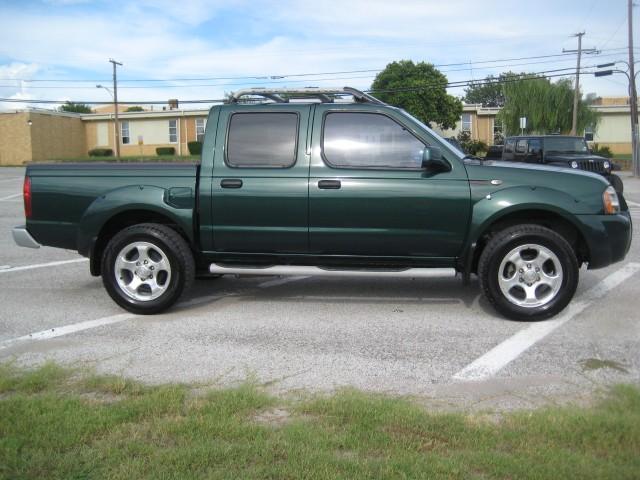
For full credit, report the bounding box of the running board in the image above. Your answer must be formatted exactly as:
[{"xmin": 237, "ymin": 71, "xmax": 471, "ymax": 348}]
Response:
[{"xmin": 209, "ymin": 264, "xmax": 457, "ymax": 279}]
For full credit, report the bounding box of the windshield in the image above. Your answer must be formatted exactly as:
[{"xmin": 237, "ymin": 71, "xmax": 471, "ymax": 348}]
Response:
[
  {"xmin": 397, "ymin": 109, "xmax": 465, "ymax": 159},
  {"xmin": 544, "ymin": 137, "xmax": 589, "ymax": 153}
]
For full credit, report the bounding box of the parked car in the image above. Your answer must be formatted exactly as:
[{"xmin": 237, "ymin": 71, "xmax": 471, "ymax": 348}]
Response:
[
  {"xmin": 484, "ymin": 145, "xmax": 504, "ymax": 160},
  {"xmin": 12, "ymin": 88, "xmax": 632, "ymax": 321},
  {"xmin": 501, "ymin": 135, "xmax": 624, "ymax": 193}
]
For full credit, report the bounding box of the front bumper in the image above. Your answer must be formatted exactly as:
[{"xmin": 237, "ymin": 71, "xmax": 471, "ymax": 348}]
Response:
[
  {"xmin": 580, "ymin": 211, "xmax": 632, "ymax": 269},
  {"xmin": 12, "ymin": 225, "xmax": 40, "ymax": 249}
]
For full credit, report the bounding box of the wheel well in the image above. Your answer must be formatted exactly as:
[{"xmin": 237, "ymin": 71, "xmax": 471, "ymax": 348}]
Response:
[
  {"xmin": 470, "ymin": 210, "xmax": 590, "ymax": 274},
  {"xmin": 90, "ymin": 210, "xmax": 193, "ymax": 276}
]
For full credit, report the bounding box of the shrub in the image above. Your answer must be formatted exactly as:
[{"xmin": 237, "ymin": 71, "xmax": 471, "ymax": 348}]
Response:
[
  {"xmin": 456, "ymin": 131, "xmax": 488, "ymax": 155},
  {"xmin": 592, "ymin": 143, "xmax": 613, "ymax": 158},
  {"xmin": 156, "ymin": 147, "xmax": 175, "ymax": 156},
  {"xmin": 125, "ymin": 106, "xmax": 144, "ymax": 112},
  {"xmin": 188, "ymin": 141, "xmax": 202, "ymax": 155},
  {"xmin": 88, "ymin": 148, "xmax": 113, "ymax": 157}
]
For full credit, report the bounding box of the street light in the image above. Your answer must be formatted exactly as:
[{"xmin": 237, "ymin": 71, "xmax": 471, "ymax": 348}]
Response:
[
  {"xmin": 594, "ymin": 60, "xmax": 640, "ymax": 176},
  {"xmin": 96, "ymin": 84, "xmax": 118, "ymax": 153}
]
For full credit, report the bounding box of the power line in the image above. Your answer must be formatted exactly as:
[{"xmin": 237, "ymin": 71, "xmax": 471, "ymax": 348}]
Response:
[
  {"xmin": 0, "ymin": 69, "xmax": 592, "ymax": 105},
  {"xmin": 4, "ymin": 48, "xmax": 631, "ymax": 85}
]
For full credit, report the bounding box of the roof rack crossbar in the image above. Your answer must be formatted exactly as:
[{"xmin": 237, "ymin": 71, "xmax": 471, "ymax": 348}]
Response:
[{"xmin": 229, "ymin": 87, "xmax": 385, "ymax": 105}]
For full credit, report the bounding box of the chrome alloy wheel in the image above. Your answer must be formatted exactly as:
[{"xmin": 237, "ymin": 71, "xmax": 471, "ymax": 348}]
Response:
[
  {"xmin": 497, "ymin": 243, "xmax": 563, "ymax": 308},
  {"xmin": 114, "ymin": 241, "xmax": 172, "ymax": 301}
]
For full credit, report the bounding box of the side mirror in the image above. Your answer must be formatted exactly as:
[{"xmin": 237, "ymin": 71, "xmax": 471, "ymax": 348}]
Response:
[{"xmin": 421, "ymin": 146, "xmax": 451, "ymax": 172}]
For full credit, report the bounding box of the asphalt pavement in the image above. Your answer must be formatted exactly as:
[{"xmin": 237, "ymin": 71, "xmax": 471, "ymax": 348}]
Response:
[{"xmin": 1, "ymin": 166, "xmax": 639, "ymax": 411}]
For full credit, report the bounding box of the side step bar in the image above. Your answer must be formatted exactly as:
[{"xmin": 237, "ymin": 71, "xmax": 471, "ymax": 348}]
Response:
[{"xmin": 209, "ymin": 264, "xmax": 457, "ymax": 279}]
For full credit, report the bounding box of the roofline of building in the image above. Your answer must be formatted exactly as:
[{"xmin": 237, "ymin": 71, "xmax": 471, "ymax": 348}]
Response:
[
  {"xmin": 0, "ymin": 107, "xmax": 83, "ymax": 119},
  {"xmin": 82, "ymin": 108, "xmax": 211, "ymax": 121}
]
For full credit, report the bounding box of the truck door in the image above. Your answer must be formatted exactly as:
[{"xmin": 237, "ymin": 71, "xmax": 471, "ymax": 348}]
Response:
[
  {"xmin": 308, "ymin": 105, "xmax": 470, "ymax": 259},
  {"xmin": 209, "ymin": 105, "xmax": 310, "ymax": 253}
]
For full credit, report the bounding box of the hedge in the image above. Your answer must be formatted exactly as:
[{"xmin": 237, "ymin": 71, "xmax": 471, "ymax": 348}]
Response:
[
  {"xmin": 156, "ymin": 147, "xmax": 176, "ymax": 156},
  {"xmin": 187, "ymin": 141, "xmax": 202, "ymax": 155},
  {"xmin": 88, "ymin": 148, "xmax": 113, "ymax": 157}
]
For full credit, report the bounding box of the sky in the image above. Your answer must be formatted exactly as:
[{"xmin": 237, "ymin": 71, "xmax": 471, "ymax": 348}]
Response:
[{"xmin": 0, "ymin": 0, "xmax": 637, "ymax": 110}]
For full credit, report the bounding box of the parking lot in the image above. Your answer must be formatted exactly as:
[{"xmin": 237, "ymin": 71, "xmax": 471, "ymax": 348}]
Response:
[{"xmin": 1, "ymin": 166, "xmax": 639, "ymax": 411}]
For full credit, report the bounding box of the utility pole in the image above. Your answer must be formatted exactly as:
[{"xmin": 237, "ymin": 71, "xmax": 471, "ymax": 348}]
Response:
[
  {"xmin": 628, "ymin": 0, "xmax": 639, "ymax": 177},
  {"xmin": 109, "ymin": 58, "xmax": 123, "ymax": 160},
  {"xmin": 563, "ymin": 33, "xmax": 597, "ymax": 135}
]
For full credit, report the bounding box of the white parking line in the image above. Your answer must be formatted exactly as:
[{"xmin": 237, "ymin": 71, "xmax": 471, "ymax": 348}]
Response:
[
  {"xmin": 0, "ymin": 313, "xmax": 135, "ymax": 350},
  {"xmin": 0, "ymin": 275, "xmax": 311, "ymax": 350},
  {"xmin": 627, "ymin": 200, "xmax": 640, "ymax": 208},
  {"xmin": 0, "ymin": 193, "xmax": 21, "ymax": 201},
  {"xmin": 0, "ymin": 258, "xmax": 88, "ymax": 274},
  {"xmin": 453, "ymin": 262, "xmax": 640, "ymax": 381}
]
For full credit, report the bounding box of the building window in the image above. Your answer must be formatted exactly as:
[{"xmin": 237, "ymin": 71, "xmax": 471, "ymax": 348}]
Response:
[
  {"xmin": 169, "ymin": 119, "xmax": 178, "ymax": 143},
  {"xmin": 322, "ymin": 112, "xmax": 425, "ymax": 169},
  {"xmin": 461, "ymin": 113, "xmax": 472, "ymax": 133},
  {"xmin": 120, "ymin": 121, "xmax": 130, "ymax": 145},
  {"xmin": 584, "ymin": 125, "xmax": 594, "ymax": 142},
  {"xmin": 493, "ymin": 119, "xmax": 504, "ymax": 145},
  {"xmin": 195, "ymin": 118, "xmax": 206, "ymax": 142},
  {"xmin": 227, "ymin": 112, "xmax": 298, "ymax": 168}
]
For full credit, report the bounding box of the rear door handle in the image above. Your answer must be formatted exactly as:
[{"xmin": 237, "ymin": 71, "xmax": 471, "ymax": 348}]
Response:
[
  {"xmin": 220, "ymin": 179, "xmax": 243, "ymax": 189},
  {"xmin": 318, "ymin": 180, "xmax": 341, "ymax": 189}
]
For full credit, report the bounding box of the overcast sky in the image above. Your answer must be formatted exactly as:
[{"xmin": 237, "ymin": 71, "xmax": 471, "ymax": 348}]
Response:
[{"xmin": 0, "ymin": 0, "xmax": 637, "ymax": 110}]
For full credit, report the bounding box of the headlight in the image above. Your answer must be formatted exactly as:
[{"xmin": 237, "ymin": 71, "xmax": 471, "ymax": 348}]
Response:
[
  {"xmin": 571, "ymin": 161, "xmax": 579, "ymax": 169},
  {"xmin": 603, "ymin": 186, "xmax": 620, "ymax": 214},
  {"xmin": 604, "ymin": 161, "xmax": 611, "ymax": 170}
]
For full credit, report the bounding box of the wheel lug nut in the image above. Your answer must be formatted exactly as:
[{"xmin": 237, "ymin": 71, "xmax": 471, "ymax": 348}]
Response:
[
  {"xmin": 136, "ymin": 262, "xmax": 140, "ymax": 266},
  {"xmin": 144, "ymin": 260, "xmax": 148, "ymax": 265},
  {"xmin": 519, "ymin": 268, "xmax": 524, "ymax": 273},
  {"xmin": 527, "ymin": 263, "xmax": 531, "ymax": 269},
  {"xmin": 535, "ymin": 267, "xmax": 540, "ymax": 272},
  {"xmin": 150, "ymin": 266, "xmax": 154, "ymax": 270},
  {"xmin": 519, "ymin": 277, "xmax": 524, "ymax": 282}
]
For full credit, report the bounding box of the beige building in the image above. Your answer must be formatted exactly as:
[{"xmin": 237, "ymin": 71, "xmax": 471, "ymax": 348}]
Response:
[{"xmin": 1, "ymin": 98, "xmax": 639, "ymax": 165}]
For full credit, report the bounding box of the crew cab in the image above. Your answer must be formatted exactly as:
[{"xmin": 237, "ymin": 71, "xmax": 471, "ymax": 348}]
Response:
[
  {"xmin": 12, "ymin": 88, "xmax": 633, "ymax": 321},
  {"xmin": 501, "ymin": 135, "xmax": 624, "ymax": 193}
]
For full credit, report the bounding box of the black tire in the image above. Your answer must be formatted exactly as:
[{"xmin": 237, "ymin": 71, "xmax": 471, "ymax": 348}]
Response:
[
  {"xmin": 609, "ymin": 173, "xmax": 624, "ymax": 195},
  {"xmin": 478, "ymin": 224, "xmax": 579, "ymax": 321},
  {"xmin": 101, "ymin": 223, "xmax": 195, "ymax": 314}
]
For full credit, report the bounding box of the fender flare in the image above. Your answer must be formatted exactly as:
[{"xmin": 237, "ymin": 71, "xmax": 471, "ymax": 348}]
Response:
[{"xmin": 76, "ymin": 184, "xmax": 194, "ymax": 258}]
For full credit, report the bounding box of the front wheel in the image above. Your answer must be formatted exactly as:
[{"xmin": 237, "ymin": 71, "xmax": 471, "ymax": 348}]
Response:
[
  {"xmin": 478, "ymin": 224, "xmax": 579, "ymax": 321},
  {"xmin": 101, "ymin": 223, "xmax": 195, "ymax": 314}
]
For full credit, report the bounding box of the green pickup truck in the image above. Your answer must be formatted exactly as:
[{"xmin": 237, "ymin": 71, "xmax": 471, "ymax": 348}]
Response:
[{"xmin": 12, "ymin": 87, "xmax": 632, "ymax": 321}]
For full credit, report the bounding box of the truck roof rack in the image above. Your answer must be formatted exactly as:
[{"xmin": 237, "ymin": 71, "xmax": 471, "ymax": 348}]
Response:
[{"xmin": 229, "ymin": 87, "xmax": 385, "ymax": 105}]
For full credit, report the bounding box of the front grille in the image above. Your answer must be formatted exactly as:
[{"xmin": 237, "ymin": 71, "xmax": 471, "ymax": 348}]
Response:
[{"xmin": 577, "ymin": 160, "xmax": 605, "ymax": 173}]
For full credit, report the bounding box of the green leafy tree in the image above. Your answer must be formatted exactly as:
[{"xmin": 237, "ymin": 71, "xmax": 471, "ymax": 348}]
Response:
[
  {"xmin": 58, "ymin": 102, "xmax": 93, "ymax": 113},
  {"xmin": 371, "ymin": 60, "xmax": 463, "ymax": 129},
  {"xmin": 125, "ymin": 106, "xmax": 145, "ymax": 112},
  {"xmin": 498, "ymin": 75, "xmax": 599, "ymax": 135},
  {"xmin": 463, "ymin": 72, "xmax": 520, "ymax": 107}
]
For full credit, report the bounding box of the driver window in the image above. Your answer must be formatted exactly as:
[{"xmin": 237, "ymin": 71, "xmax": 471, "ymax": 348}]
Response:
[{"xmin": 323, "ymin": 112, "xmax": 425, "ymax": 169}]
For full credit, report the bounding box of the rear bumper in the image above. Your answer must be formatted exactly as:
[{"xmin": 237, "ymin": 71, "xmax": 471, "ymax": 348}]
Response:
[
  {"xmin": 12, "ymin": 225, "xmax": 40, "ymax": 249},
  {"xmin": 580, "ymin": 212, "xmax": 632, "ymax": 269}
]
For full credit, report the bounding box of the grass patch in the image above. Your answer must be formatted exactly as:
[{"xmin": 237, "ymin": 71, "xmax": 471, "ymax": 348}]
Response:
[{"xmin": 1, "ymin": 364, "xmax": 639, "ymax": 479}]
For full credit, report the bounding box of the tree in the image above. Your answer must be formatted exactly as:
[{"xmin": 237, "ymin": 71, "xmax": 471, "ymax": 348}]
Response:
[
  {"xmin": 498, "ymin": 75, "xmax": 599, "ymax": 135},
  {"xmin": 371, "ymin": 60, "xmax": 463, "ymax": 129},
  {"xmin": 463, "ymin": 72, "xmax": 520, "ymax": 107},
  {"xmin": 58, "ymin": 102, "xmax": 93, "ymax": 113},
  {"xmin": 125, "ymin": 106, "xmax": 144, "ymax": 112}
]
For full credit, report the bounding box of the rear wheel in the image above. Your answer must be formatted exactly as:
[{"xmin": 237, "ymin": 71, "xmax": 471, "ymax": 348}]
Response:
[
  {"xmin": 101, "ymin": 223, "xmax": 195, "ymax": 314},
  {"xmin": 478, "ymin": 224, "xmax": 579, "ymax": 321}
]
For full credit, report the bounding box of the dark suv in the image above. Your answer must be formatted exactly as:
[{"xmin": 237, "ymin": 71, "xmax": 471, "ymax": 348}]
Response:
[{"xmin": 501, "ymin": 135, "xmax": 623, "ymax": 193}]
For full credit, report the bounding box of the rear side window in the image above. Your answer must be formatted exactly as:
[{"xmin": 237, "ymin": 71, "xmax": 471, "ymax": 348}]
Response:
[
  {"xmin": 515, "ymin": 139, "xmax": 527, "ymax": 153},
  {"xmin": 227, "ymin": 113, "xmax": 298, "ymax": 168},
  {"xmin": 322, "ymin": 112, "xmax": 425, "ymax": 169},
  {"xmin": 504, "ymin": 139, "xmax": 515, "ymax": 153}
]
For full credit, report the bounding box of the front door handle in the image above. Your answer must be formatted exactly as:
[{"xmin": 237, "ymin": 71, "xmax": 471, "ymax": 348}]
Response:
[
  {"xmin": 318, "ymin": 180, "xmax": 341, "ymax": 189},
  {"xmin": 220, "ymin": 179, "xmax": 243, "ymax": 189}
]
